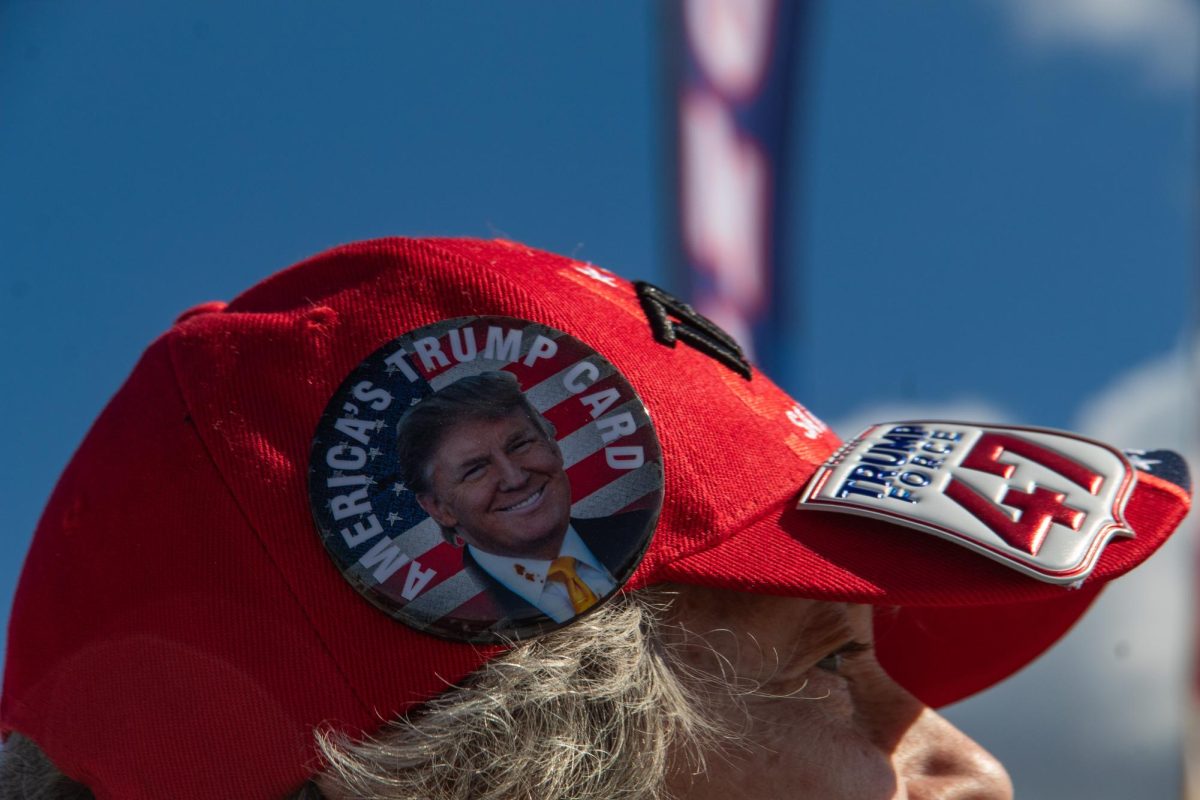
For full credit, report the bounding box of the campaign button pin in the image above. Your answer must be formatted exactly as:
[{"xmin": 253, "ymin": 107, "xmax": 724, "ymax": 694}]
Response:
[{"xmin": 308, "ymin": 316, "xmax": 664, "ymax": 642}]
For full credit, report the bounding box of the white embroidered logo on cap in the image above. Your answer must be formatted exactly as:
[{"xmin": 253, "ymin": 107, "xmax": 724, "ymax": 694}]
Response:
[{"xmin": 797, "ymin": 422, "xmax": 1136, "ymax": 585}]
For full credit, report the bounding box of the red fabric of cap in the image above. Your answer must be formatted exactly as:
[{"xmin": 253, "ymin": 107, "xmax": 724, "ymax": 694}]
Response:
[{"xmin": 2, "ymin": 238, "xmax": 1190, "ymax": 798}]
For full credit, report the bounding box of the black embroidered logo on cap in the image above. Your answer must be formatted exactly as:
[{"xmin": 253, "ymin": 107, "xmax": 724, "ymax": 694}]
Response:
[
  {"xmin": 309, "ymin": 316, "xmax": 664, "ymax": 644},
  {"xmin": 634, "ymin": 282, "xmax": 751, "ymax": 379}
]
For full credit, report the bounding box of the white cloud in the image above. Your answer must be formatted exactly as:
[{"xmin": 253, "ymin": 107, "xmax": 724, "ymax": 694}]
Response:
[
  {"xmin": 1075, "ymin": 342, "xmax": 1197, "ymax": 449},
  {"xmin": 996, "ymin": 0, "xmax": 1199, "ymax": 89},
  {"xmin": 1066, "ymin": 339, "xmax": 1198, "ymax": 747}
]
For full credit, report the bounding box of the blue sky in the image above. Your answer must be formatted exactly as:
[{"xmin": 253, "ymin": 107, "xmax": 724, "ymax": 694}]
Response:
[{"xmin": 1, "ymin": 2, "xmax": 1195, "ymax": 796}]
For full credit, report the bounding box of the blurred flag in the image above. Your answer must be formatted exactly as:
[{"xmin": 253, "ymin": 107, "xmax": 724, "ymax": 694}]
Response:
[{"xmin": 665, "ymin": 0, "xmax": 806, "ymax": 373}]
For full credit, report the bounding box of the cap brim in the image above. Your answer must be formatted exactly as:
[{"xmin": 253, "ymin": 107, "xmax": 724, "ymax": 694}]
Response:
[{"xmin": 656, "ymin": 469, "xmax": 1189, "ymax": 706}]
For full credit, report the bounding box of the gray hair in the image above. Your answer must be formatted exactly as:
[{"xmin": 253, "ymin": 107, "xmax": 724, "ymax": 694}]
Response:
[
  {"xmin": 0, "ymin": 733, "xmax": 93, "ymax": 800},
  {"xmin": 313, "ymin": 590, "xmax": 721, "ymax": 799},
  {"xmin": 0, "ymin": 591, "xmax": 726, "ymax": 800}
]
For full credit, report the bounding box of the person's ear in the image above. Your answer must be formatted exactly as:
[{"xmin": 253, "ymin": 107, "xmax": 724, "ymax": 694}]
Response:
[{"xmin": 417, "ymin": 492, "xmax": 457, "ymax": 531}]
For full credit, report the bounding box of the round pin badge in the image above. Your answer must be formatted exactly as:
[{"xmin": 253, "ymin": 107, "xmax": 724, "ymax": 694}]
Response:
[{"xmin": 308, "ymin": 316, "xmax": 664, "ymax": 643}]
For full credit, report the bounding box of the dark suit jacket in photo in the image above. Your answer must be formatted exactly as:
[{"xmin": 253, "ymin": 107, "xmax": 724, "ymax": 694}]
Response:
[{"xmin": 461, "ymin": 508, "xmax": 655, "ymax": 634}]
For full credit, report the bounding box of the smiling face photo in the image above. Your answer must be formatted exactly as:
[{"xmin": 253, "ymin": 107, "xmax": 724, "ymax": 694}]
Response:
[
  {"xmin": 395, "ymin": 368, "xmax": 656, "ymax": 629},
  {"xmin": 310, "ymin": 317, "xmax": 664, "ymax": 642},
  {"xmin": 413, "ymin": 397, "xmax": 574, "ymax": 561}
]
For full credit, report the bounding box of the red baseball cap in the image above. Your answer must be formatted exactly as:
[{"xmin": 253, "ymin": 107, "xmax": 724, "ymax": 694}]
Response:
[{"xmin": 3, "ymin": 238, "xmax": 1190, "ymax": 799}]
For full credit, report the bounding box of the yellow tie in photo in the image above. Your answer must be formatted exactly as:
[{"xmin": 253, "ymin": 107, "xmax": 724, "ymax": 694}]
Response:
[{"xmin": 547, "ymin": 556, "xmax": 600, "ymax": 615}]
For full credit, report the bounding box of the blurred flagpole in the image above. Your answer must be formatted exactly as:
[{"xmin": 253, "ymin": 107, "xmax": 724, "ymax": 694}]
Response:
[{"xmin": 663, "ymin": 0, "xmax": 808, "ymax": 380}]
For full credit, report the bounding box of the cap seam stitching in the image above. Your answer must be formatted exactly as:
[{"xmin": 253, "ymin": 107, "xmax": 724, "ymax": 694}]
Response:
[{"xmin": 162, "ymin": 329, "xmax": 374, "ymax": 720}]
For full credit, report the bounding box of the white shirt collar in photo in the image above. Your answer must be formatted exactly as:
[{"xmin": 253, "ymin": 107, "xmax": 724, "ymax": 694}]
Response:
[{"xmin": 468, "ymin": 524, "xmax": 617, "ymax": 623}]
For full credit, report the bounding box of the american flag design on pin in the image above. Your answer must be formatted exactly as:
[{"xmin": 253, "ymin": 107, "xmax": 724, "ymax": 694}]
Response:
[{"xmin": 308, "ymin": 316, "xmax": 664, "ymax": 642}]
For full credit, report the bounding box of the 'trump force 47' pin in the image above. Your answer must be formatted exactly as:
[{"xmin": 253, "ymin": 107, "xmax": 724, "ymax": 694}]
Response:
[
  {"xmin": 797, "ymin": 422, "xmax": 1136, "ymax": 584},
  {"xmin": 309, "ymin": 317, "xmax": 664, "ymax": 643}
]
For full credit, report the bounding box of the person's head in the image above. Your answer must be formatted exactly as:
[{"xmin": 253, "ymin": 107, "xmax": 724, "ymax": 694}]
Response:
[
  {"xmin": 2, "ymin": 587, "xmax": 1012, "ymax": 800},
  {"xmin": 310, "ymin": 586, "xmax": 1012, "ymax": 799},
  {"xmin": 1, "ymin": 239, "xmax": 1189, "ymax": 799},
  {"xmin": 397, "ymin": 371, "xmax": 572, "ymax": 559}
]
